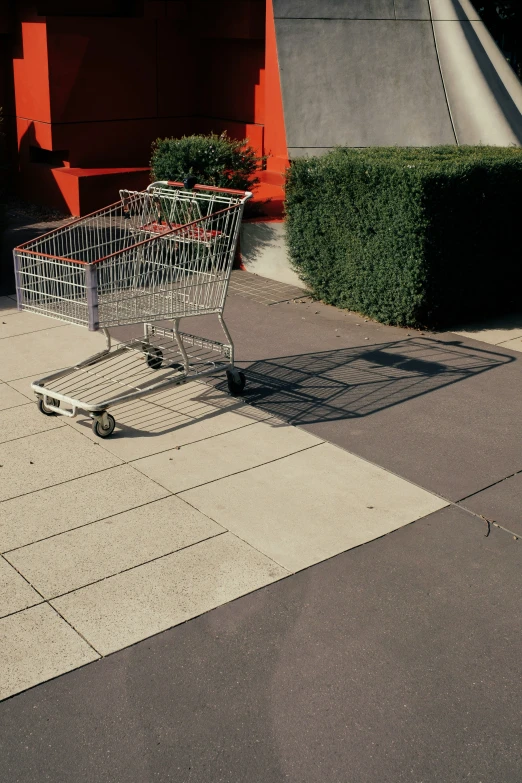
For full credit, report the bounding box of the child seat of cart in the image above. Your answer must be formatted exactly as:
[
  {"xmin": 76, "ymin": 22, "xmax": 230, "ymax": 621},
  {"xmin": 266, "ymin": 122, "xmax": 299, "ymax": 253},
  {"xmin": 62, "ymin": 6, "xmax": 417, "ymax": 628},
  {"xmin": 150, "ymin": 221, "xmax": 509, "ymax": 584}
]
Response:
[{"xmin": 121, "ymin": 187, "xmax": 223, "ymax": 246}]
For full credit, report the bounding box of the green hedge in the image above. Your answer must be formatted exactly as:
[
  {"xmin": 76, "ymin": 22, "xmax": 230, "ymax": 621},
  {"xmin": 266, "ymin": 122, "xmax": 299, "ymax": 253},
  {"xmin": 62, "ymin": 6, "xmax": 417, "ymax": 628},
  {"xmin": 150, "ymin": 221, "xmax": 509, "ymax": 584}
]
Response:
[
  {"xmin": 150, "ymin": 132, "xmax": 261, "ymax": 192},
  {"xmin": 285, "ymin": 146, "xmax": 522, "ymax": 327}
]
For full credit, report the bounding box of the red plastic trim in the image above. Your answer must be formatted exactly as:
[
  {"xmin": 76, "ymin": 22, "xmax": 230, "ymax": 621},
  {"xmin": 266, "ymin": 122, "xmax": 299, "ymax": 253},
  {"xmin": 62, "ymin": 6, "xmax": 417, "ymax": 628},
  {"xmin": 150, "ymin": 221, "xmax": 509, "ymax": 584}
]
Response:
[{"xmin": 166, "ymin": 181, "xmax": 249, "ymax": 196}]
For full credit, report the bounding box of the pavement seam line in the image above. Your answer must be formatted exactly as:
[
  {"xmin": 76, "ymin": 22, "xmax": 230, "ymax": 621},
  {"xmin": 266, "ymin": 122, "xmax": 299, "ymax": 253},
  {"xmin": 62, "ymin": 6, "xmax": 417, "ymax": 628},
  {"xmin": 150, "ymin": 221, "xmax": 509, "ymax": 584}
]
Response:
[
  {"xmin": 456, "ymin": 468, "xmax": 522, "ymax": 502},
  {"xmin": 0, "ymin": 553, "xmax": 48, "ymax": 619},
  {"xmin": 0, "ymin": 324, "xmax": 69, "ymax": 341},
  {"xmin": 133, "ymin": 441, "xmax": 324, "ymax": 495},
  {"xmin": 56, "ymin": 567, "xmax": 295, "ymax": 666},
  {"xmin": 36, "ymin": 530, "xmax": 228, "ymax": 603},
  {"xmin": 0, "ymin": 599, "xmax": 46, "ymax": 622},
  {"xmin": 0, "ymin": 411, "xmax": 259, "ymax": 506},
  {"xmin": 174, "ymin": 481, "xmax": 312, "ymax": 572},
  {"xmin": 1, "ymin": 484, "xmax": 173, "ymax": 554},
  {"xmin": 0, "ymin": 453, "xmax": 125, "ymax": 505},
  {"xmin": 46, "ymin": 602, "xmax": 103, "ymax": 658},
  {"xmin": 0, "ymin": 419, "xmax": 67, "ymax": 447}
]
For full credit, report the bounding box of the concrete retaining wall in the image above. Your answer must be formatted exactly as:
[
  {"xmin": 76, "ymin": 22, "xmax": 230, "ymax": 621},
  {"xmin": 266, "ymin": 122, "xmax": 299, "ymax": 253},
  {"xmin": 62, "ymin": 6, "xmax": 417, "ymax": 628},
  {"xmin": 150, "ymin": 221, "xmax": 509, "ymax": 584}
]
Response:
[
  {"xmin": 273, "ymin": 0, "xmax": 522, "ymax": 153},
  {"xmin": 239, "ymin": 220, "xmax": 303, "ymax": 288}
]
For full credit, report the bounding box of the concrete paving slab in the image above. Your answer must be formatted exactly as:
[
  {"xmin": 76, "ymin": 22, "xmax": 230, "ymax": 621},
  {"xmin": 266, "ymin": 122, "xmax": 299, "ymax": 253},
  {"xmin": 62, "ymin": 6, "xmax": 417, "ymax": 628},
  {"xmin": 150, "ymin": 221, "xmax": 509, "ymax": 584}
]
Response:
[
  {"xmin": 180, "ymin": 443, "xmax": 447, "ymax": 572},
  {"xmin": 134, "ymin": 419, "xmax": 321, "ymax": 494},
  {"xmin": 0, "ymin": 557, "xmax": 42, "ymax": 618},
  {"xmin": 0, "ymin": 463, "xmax": 168, "ymax": 552},
  {"xmin": 0, "ymin": 311, "xmax": 66, "ymax": 340},
  {"xmin": 0, "ymin": 297, "xmax": 18, "ymax": 314},
  {"xmin": 51, "ymin": 533, "xmax": 288, "ymax": 656},
  {"xmin": 2, "ymin": 507, "xmax": 519, "ymax": 782},
  {"xmin": 67, "ymin": 400, "xmax": 258, "ymax": 462},
  {"xmin": 460, "ymin": 472, "xmax": 522, "ymax": 537},
  {"xmin": 0, "ymin": 325, "xmax": 108, "ymax": 382},
  {"xmin": 451, "ymin": 314, "xmax": 522, "ymax": 345},
  {"xmin": 0, "ymin": 383, "xmax": 31, "ymax": 411},
  {"xmin": 7, "ymin": 496, "xmax": 223, "ymax": 599},
  {"xmin": 0, "ymin": 604, "xmax": 99, "ymax": 701},
  {"xmin": 146, "ymin": 379, "xmax": 271, "ymax": 422},
  {"xmin": 0, "ymin": 402, "xmax": 65, "ymax": 445},
  {"xmin": 498, "ymin": 336, "xmax": 522, "ymax": 353},
  {"xmin": 2, "ymin": 376, "xmax": 35, "ymax": 401},
  {"xmin": 0, "ymin": 427, "xmax": 121, "ymax": 503}
]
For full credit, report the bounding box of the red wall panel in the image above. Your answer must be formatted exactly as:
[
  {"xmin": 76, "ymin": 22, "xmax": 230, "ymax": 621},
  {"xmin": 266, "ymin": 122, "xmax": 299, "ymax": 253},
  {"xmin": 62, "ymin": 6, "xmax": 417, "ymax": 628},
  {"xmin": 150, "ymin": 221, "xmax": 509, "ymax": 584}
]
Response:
[
  {"xmin": 51, "ymin": 116, "xmax": 192, "ymax": 167},
  {"xmin": 264, "ymin": 0, "xmax": 288, "ymax": 172},
  {"xmin": 10, "ymin": 0, "xmax": 289, "ymax": 215},
  {"xmin": 195, "ymin": 39, "xmax": 265, "ymax": 125},
  {"xmin": 12, "ymin": 21, "xmax": 51, "ymax": 122},
  {"xmin": 47, "ymin": 17, "xmax": 157, "ymax": 123},
  {"xmin": 156, "ymin": 21, "xmax": 197, "ymax": 118}
]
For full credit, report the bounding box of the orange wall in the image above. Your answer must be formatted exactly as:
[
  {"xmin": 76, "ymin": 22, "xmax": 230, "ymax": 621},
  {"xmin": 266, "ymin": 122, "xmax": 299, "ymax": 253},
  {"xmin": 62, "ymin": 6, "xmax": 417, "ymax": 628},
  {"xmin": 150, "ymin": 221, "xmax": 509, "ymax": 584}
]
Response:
[
  {"xmin": 12, "ymin": 20, "xmax": 51, "ymax": 123},
  {"xmin": 7, "ymin": 0, "xmax": 288, "ymax": 213},
  {"xmin": 264, "ymin": 0, "xmax": 288, "ymax": 172}
]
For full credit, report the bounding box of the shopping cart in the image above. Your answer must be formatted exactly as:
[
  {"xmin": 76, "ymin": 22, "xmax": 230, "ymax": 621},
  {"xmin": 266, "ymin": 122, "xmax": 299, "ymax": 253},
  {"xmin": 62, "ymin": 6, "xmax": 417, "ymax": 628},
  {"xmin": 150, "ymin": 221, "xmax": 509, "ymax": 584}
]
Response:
[{"xmin": 13, "ymin": 180, "xmax": 252, "ymax": 437}]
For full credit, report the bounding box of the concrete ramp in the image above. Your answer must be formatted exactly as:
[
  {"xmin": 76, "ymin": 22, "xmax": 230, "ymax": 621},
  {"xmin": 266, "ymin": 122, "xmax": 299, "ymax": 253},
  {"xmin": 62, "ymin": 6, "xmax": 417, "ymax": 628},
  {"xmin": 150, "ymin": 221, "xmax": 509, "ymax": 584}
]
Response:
[{"xmin": 273, "ymin": 0, "xmax": 522, "ymax": 153}]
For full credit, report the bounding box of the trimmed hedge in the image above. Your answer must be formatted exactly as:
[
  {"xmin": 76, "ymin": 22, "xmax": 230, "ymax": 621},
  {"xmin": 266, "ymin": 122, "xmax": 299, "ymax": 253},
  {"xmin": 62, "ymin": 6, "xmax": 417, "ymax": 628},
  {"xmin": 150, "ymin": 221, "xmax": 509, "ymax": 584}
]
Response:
[
  {"xmin": 150, "ymin": 132, "xmax": 261, "ymax": 192},
  {"xmin": 285, "ymin": 146, "xmax": 522, "ymax": 327}
]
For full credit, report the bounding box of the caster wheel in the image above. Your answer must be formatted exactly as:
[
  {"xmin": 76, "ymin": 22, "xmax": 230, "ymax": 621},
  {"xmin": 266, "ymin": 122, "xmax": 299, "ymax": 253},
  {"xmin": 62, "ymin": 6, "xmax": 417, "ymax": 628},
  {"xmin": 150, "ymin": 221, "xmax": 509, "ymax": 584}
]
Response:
[
  {"xmin": 226, "ymin": 370, "xmax": 246, "ymax": 396},
  {"xmin": 92, "ymin": 413, "xmax": 116, "ymax": 439},
  {"xmin": 146, "ymin": 347, "xmax": 163, "ymax": 370},
  {"xmin": 169, "ymin": 362, "xmax": 185, "ymax": 373},
  {"xmin": 37, "ymin": 397, "xmax": 60, "ymax": 416}
]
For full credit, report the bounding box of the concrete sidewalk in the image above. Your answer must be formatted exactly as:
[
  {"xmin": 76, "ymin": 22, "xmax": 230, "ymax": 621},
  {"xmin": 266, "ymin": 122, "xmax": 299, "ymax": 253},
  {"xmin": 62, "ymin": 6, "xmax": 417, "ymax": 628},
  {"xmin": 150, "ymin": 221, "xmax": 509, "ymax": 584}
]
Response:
[
  {"xmin": 0, "ymin": 290, "xmax": 446, "ymax": 695},
  {"xmin": 0, "ymin": 276, "xmax": 521, "ymax": 782}
]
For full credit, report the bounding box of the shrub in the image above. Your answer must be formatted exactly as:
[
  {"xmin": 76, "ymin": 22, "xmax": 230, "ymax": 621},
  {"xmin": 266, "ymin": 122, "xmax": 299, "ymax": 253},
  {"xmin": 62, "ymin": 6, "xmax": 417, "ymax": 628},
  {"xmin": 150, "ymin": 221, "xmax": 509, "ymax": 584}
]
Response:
[
  {"xmin": 285, "ymin": 146, "xmax": 522, "ymax": 327},
  {"xmin": 150, "ymin": 132, "xmax": 261, "ymax": 192}
]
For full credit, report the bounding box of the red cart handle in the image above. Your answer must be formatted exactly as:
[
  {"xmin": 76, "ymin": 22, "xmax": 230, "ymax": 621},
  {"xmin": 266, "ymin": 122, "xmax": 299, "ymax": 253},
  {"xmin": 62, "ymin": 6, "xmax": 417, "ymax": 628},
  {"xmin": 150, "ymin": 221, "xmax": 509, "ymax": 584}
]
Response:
[{"xmin": 149, "ymin": 180, "xmax": 252, "ymax": 198}]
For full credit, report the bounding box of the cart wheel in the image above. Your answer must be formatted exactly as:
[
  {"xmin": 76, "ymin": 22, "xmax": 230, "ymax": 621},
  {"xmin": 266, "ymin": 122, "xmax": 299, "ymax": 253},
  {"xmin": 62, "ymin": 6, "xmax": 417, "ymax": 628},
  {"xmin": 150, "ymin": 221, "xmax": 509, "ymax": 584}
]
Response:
[
  {"xmin": 170, "ymin": 362, "xmax": 185, "ymax": 373},
  {"xmin": 92, "ymin": 414, "xmax": 116, "ymax": 439},
  {"xmin": 226, "ymin": 370, "xmax": 246, "ymax": 396},
  {"xmin": 37, "ymin": 397, "xmax": 60, "ymax": 416},
  {"xmin": 146, "ymin": 347, "xmax": 163, "ymax": 370}
]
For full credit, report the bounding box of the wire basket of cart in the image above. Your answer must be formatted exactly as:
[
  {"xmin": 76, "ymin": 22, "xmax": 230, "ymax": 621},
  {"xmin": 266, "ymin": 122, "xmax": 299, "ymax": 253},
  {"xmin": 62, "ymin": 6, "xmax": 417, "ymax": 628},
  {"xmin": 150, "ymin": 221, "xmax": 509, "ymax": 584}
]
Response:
[{"xmin": 13, "ymin": 180, "xmax": 252, "ymax": 438}]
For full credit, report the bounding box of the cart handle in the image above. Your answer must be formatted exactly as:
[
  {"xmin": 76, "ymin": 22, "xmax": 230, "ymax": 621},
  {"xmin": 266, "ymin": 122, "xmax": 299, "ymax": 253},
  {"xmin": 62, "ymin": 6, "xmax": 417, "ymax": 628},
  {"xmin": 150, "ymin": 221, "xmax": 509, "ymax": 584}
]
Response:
[{"xmin": 148, "ymin": 180, "xmax": 253, "ymax": 200}]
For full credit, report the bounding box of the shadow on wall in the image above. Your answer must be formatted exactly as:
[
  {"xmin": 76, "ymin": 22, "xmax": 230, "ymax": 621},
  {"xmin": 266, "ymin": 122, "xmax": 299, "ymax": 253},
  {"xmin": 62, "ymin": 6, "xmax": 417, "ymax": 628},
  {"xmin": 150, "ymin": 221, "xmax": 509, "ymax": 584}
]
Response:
[
  {"xmin": 17, "ymin": 121, "xmax": 72, "ymax": 213},
  {"xmin": 0, "ymin": 122, "xmax": 70, "ymax": 294},
  {"xmin": 241, "ymin": 221, "xmax": 281, "ymax": 264},
  {"xmin": 451, "ymin": 0, "xmax": 522, "ymax": 142},
  {"xmin": 218, "ymin": 337, "xmax": 514, "ymax": 424}
]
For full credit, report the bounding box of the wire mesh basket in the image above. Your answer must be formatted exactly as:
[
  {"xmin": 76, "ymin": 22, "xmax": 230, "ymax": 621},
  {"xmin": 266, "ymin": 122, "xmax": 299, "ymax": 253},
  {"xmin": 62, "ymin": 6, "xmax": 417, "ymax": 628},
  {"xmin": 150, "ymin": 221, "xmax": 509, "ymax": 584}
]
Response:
[
  {"xmin": 14, "ymin": 182, "xmax": 250, "ymax": 330},
  {"xmin": 14, "ymin": 182, "xmax": 252, "ymax": 438}
]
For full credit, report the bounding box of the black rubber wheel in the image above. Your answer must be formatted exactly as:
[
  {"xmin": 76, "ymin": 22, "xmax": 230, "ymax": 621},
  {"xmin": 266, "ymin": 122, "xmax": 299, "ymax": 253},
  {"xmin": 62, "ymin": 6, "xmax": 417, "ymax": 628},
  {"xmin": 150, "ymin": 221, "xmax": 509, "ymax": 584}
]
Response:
[
  {"xmin": 37, "ymin": 397, "xmax": 60, "ymax": 416},
  {"xmin": 92, "ymin": 413, "xmax": 116, "ymax": 439},
  {"xmin": 146, "ymin": 347, "xmax": 163, "ymax": 370},
  {"xmin": 169, "ymin": 361, "xmax": 185, "ymax": 373},
  {"xmin": 226, "ymin": 370, "xmax": 246, "ymax": 396}
]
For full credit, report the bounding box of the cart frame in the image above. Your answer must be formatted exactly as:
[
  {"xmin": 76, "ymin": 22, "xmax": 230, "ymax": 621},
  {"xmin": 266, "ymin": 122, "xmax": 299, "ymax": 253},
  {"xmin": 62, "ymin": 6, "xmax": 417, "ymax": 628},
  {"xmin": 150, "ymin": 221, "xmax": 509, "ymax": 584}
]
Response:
[{"xmin": 14, "ymin": 181, "xmax": 251, "ymax": 437}]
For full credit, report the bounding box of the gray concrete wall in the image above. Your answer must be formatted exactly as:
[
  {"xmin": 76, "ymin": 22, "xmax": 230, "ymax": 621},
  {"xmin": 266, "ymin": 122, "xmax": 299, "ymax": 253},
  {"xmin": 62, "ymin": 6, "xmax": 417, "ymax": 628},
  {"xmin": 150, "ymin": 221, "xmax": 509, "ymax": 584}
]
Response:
[
  {"xmin": 240, "ymin": 221, "xmax": 303, "ymax": 289},
  {"xmin": 273, "ymin": 0, "xmax": 522, "ymax": 153}
]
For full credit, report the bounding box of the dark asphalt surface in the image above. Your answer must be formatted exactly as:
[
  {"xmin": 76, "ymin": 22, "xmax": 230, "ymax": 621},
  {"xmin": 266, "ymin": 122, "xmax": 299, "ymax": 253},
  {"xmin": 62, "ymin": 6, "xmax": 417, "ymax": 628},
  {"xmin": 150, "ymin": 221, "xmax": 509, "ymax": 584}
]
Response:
[
  {"xmin": 2, "ymin": 283, "xmax": 521, "ymax": 782},
  {"xmin": 1, "ymin": 506, "xmax": 520, "ymax": 783}
]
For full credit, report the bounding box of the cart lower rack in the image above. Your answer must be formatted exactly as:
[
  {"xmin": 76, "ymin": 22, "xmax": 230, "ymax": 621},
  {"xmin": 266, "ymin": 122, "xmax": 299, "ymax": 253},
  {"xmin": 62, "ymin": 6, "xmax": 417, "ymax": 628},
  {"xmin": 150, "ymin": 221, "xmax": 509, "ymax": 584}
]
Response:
[
  {"xmin": 32, "ymin": 322, "xmax": 246, "ymax": 438},
  {"xmin": 14, "ymin": 181, "xmax": 251, "ymax": 437}
]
